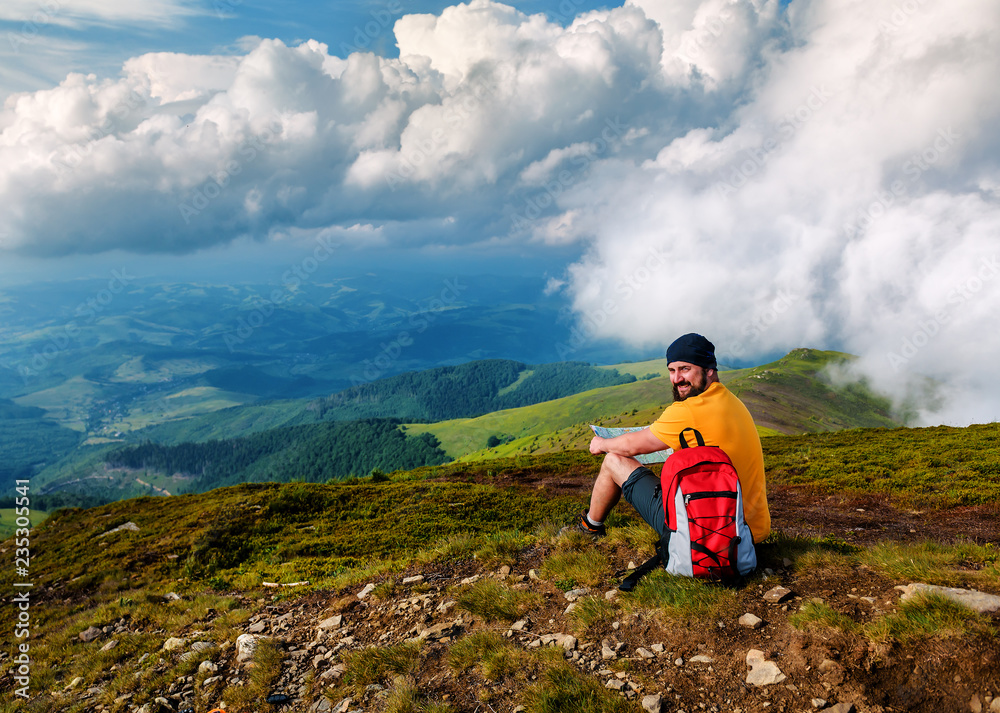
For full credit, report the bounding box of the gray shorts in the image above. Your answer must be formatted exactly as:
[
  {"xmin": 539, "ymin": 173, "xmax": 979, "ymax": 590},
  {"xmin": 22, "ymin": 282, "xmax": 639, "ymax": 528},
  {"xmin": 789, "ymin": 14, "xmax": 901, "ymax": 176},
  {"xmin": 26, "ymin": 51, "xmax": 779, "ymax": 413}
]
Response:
[{"xmin": 621, "ymin": 466, "xmax": 667, "ymax": 538}]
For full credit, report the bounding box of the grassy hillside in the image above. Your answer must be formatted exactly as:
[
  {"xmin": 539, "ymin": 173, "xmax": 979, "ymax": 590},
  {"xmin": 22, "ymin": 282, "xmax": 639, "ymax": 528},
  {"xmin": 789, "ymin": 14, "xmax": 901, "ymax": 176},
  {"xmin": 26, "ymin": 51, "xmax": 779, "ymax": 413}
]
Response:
[
  {"xmin": 2, "ymin": 424, "xmax": 998, "ymax": 713},
  {"xmin": 725, "ymin": 348, "xmax": 900, "ymax": 433},
  {"xmin": 123, "ymin": 398, "xmax": 319, "ymax": 445},
  {"xmin": 17, "ymin": 421, "xmax": 1000, "ymax": 591},
  {"xmin": 409, "ymin": 348, "xmax": 902, "ymax": 461}
]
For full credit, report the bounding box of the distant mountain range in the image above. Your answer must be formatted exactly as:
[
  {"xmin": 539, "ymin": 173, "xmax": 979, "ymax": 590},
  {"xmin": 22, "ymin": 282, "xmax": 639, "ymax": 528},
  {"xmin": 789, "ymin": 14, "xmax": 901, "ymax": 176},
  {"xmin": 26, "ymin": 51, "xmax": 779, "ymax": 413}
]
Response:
[{"xmin": 14, "ymin": 347, "xmax": 905, "ymax": 510}]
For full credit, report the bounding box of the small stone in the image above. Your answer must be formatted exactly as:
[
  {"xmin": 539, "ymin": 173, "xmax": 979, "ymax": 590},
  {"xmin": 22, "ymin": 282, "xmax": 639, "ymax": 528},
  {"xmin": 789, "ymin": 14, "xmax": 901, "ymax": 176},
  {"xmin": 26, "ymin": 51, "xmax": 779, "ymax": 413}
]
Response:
[
  {"xmin": 827, "ymin": 704, "xmax": 856, "ymax": 713},
  {"xmin": 689, "ymin": 655, "xmax": 714, "ymax": 664},
  {"xmin": 499, "ymin": 565, "xmax": 512, "ymax": 576},
  {"xmin": 413, "ymin": 619, "xmax": 463, "ymax": 642},
  {"xmin": 162, "ymin": 637, "xmax": 187, "ymax": 652},
  {"xmin": 739, "ymin": 613, "xmax": 763, "ymax": 629},
  {"xmin": 236, "ymin": 633, "xmax": 266, "ymax": 663},
  {"xmin": 642, "ymin": 694, "xmax": 663, "ymax": 713},
  {"xmin": 969, "ymin": 694, "xmax": 982, "ymax": 713},
  {"xmin": 745, "ymin": 649, "xmax": 786, "ymax": 686},
  {"xmin": 317, "ymin": 614, "xmax": 343, "ymax": 630},
  {"xmin": 402, "ymin": 575, "xmax": 424, "ymax": 584},
  {"xmin": 651, "ymin": 643, "xmax": 664, "ymax": 653},
  {"xmin": 605, "ymin": 589, "xmax": 619, "ymax": 601},
  {"xmin": 812, "ymin": 699, "xmax": 827, "ymax": 709},
  {"xmin": 763, "ymin": 586, "xmax": 793, "ymax": 603},
  {"xmin": 561, "ymin": 635, "xmax": 578, "ymax": 651},
  {"xmin": 528, "ymin": 569, "xmax": 540, "ymax": 580},
  {"xmin": 602, "ymin": 645, "xmax": 616, "ymax": 660},
  {"xmin": 511, "ymin": 618, "xmax": 531, "ymax": 631},
  {"xmin": 606, "ymin": 679, "xmax": 626, "ymax": 691},
  {"xmin": 100, "ymin": 639, "xmax": 118, "ymax": 652},
  {"xmin": 357, "ymin": 583, "xmax": 376, "ymax": 599},
  {"xmin": 198, "ymin": 661, "xmax": 218, "ymax": 674},
  {"xmin": 990, "ymin": 698, "xmax": 1000, "ymax": 713},
  {"xmin": 163, "ymin": 592, "xmax": 182, "ymax": 601},
  {"xmin": 79, "ymin": 626, "xmax": 103, "ymax": 643},
  {"xmin": 637, "ymin": 647, "xmax": 656, "ymax": 659},
  {"xmin": 100, "ymin": 521, "xmax": 139, "ymax": 537},
  {"xmin": 674, "ymin": 658, "xmax": 684, "ymax": 667},
  {"xmin": 564, "ymin": 588, "xmax": 590, "ymax": 602}
]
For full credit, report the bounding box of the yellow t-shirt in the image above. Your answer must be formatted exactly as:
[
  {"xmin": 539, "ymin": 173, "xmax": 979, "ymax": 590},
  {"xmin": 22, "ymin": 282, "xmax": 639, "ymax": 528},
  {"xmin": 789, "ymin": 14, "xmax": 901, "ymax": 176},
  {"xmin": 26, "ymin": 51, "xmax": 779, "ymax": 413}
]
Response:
[{"xmin": 649, "ymin": 381, "xmax": 770, "ymax": 543}]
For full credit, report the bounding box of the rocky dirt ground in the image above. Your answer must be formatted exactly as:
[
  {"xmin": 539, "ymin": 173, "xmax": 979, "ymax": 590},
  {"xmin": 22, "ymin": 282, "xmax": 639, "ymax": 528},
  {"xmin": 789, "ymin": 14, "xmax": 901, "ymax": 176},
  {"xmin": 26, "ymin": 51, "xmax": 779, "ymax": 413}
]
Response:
[{"xmin": 51, "ymin": 480, "xmax": 1000, "ymax": 713}]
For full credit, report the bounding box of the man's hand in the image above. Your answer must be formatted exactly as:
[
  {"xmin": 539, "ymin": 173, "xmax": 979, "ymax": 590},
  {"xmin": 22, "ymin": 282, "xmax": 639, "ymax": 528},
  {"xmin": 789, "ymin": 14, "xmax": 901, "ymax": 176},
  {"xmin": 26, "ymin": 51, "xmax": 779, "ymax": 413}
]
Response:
[{"xmin": 589, "ymin": 436, "xmax": 606, "ymax": 455}]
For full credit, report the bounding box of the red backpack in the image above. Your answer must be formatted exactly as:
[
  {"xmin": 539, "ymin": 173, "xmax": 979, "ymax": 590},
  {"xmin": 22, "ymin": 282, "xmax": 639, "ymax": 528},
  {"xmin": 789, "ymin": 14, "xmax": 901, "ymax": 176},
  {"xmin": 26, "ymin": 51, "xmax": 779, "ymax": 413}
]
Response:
[
  {"xmin": 661, "ymin": 427, "xmax": 756, "ymax": 579},
  {"xmin": 619, "ymin": 427, "xmax": 756, "ymax": 591}
]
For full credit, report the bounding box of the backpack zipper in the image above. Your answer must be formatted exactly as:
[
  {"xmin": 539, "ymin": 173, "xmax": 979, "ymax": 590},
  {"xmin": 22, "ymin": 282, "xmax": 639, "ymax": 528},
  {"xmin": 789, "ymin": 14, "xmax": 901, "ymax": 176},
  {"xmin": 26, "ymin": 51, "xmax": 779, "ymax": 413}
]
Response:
[{"xmin": 684, "ymin": 491, "xmax": 737, "ymax": 504}]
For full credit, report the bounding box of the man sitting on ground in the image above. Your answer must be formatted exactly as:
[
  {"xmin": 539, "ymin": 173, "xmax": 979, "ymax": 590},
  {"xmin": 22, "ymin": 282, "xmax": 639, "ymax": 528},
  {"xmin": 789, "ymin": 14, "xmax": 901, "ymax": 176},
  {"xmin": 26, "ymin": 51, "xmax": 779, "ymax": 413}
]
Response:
[{"xmin": 574, "ymin": 333, "xmax": 770, "ymax": 549}]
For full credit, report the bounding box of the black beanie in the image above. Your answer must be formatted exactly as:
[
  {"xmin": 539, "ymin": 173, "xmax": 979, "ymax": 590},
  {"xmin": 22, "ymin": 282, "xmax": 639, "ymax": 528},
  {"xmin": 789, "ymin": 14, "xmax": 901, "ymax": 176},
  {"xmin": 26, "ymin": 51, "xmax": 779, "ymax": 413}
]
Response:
[{"xmin": 665, "ymin": 333, "xmax": 717, "ymax": 369}]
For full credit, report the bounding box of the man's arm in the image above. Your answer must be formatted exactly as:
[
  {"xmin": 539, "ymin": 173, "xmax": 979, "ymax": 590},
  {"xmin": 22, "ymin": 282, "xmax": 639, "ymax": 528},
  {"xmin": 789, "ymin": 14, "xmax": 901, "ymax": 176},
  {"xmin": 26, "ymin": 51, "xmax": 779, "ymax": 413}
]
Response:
[{"xmin": 589, "ymin": 428, "xmax": 667, "ymax": 458}]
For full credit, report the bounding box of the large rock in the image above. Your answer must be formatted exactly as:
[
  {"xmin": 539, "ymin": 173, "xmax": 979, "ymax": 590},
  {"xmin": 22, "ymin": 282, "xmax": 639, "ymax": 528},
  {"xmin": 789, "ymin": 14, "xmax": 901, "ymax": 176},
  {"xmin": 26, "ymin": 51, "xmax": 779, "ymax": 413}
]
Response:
[
  {"xmin": 745, "ymin": 649, "xmax": 786, "ymax": 686},
  {"xmin": 763, "ymin": 586, "xmax": 793, "ymax": 603},
  {"xmin": 79, "ymin": 626, "xmax": 103, "ymax": 642},
  {"xmin": 642, "ymin": 694, "xmax": 663, "ymax": 713},
  {"xmin": 99, "ymin": 521, "xmax": 139, "ymax": 537},
  {"xmin": 411, "ymin": 619, "xmax": 463, "ymax": 642},
  {"xmin": 236, "ymin": 633, "xmax": 268, "ymax": 663},
  {"xmin": 317, "ymin": 614, "xmax": 344, "ymax": 631},
  {"xmin": 161, "ymin": 637, "xmax": 187, "ymax": 652},
  {"xmin": 827, "ymin": 704, "xmax": 856, "ymax": 713},
  {"xmin": 895, "ymin": 583, "xmax": 1000, "ymax": 613}
]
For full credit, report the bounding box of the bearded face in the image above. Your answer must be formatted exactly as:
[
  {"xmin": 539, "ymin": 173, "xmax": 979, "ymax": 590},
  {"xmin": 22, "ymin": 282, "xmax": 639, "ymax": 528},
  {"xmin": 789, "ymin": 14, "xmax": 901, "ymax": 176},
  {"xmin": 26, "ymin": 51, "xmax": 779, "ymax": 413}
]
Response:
[{"xmin": 670, "ymin": 364, "xmax": 711, "ymax": 402}]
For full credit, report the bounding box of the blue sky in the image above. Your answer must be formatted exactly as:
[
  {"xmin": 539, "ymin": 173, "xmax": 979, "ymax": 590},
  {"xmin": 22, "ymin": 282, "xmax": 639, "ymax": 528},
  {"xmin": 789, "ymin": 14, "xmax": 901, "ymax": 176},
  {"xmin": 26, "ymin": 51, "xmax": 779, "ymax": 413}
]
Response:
[
  {"xmin": 1, "ymin": 0, "xmax": 999, "ymax": 424},
  {"xmin": 0, "ymin": 1, "xmax": 614, "ymax": 104}
]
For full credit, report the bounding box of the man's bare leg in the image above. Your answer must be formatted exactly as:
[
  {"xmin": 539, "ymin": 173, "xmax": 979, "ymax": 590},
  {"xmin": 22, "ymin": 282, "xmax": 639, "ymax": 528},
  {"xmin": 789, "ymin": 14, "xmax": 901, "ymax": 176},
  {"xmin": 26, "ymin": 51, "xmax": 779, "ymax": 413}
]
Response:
[{"xmin": 587, "ymin": 453, "xmax": 643, "ymax": 523}]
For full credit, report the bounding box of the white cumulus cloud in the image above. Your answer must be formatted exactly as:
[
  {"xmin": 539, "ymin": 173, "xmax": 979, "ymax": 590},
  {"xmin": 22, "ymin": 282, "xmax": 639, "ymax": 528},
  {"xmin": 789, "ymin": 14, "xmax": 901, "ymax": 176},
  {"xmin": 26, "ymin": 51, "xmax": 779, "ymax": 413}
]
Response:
[{"xmin": 1, "ymin": 0, "xmax": 999, "ymax": 423}]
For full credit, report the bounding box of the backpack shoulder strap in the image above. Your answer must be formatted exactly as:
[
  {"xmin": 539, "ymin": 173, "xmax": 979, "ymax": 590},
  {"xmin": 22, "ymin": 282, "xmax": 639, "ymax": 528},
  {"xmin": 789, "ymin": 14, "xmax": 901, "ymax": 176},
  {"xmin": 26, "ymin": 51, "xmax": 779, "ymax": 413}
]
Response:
[
  {"xmin": 678, "ymin": 427, "xmax": 705, "ymax": 449},
  {"xmin": 618, "ymin": 535, "xmax": 669, "ymax": 592}
]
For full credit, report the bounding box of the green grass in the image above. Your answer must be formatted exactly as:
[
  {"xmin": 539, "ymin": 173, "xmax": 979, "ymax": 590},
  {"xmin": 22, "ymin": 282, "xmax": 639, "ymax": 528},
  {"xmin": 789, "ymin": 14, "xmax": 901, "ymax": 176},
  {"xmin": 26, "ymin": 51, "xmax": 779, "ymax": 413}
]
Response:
[
  {"xmin": 24, "ymin": 479, "xmax": 582, "ymax": 588},
  {"xmin": 541, "ymin": 545, "xmax": 614, "ymax": 590},
  {"xmin": 864, "ymin": 591, "xmax": 997, "ymax": 644},
  {"xmin": 789, "ymin": 600, "xmax": 859, "ymax": 634},
  {"xmin": 448, "ymin": 631, "xmax": 525, "ymax": 680},
  {"xmin": 5, "ymin": 424, "xmax": 1000, "ymax": 713},
  {"xmin": 859, "ymin": 540, "xmax": 1000, "ymax": 587},
  {"xmin": 339, "ymin": 642, "xmax": 424, "ymax": 696},
  {"xmin": 763, "ymin": 422, "xmax": 1000, "ymax": 507},
  {"xmin": 382, "ymin": 677, "xmax": 456, "ymax": 713},
  {"xmin": 568, "ymin": 595, "xmax": 621, "ymax": 636},
  {"xmin": 624, "ymin": 569, "xmax": 740, "ymax": 621},
  {"xmin": 455, "ymin": 579, "xmax": 542, "ymax": 623},
  {"xmin": 0, "ymin": 508, "xmax": 50, "ymax": 540},
  {"xmin": 521, "ymin": 659, "xmax": 637, "ymax": 713}
]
